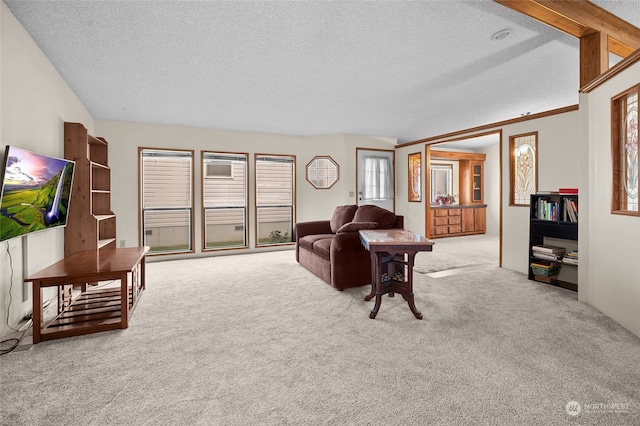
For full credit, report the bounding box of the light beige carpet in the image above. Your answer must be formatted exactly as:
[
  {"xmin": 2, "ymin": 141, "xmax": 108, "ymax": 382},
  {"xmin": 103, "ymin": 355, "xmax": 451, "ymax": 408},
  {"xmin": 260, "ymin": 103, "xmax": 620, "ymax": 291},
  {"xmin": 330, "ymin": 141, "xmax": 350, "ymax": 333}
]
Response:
[
  {"xmin": 413, "ymin": 234, "xmax": 499, "ymax": 273},
  {"xmin": 1, "ymin": 247, "xmax": 639, "ymax": 426}
]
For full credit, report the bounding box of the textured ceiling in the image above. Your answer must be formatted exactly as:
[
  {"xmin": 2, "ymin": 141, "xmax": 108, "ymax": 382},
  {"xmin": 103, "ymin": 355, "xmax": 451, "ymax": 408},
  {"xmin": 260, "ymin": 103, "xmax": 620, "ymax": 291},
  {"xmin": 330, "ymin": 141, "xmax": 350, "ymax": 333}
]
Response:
[{"xmin": 4, "ymin": 0, "xmax": 639, "ymax": 143}]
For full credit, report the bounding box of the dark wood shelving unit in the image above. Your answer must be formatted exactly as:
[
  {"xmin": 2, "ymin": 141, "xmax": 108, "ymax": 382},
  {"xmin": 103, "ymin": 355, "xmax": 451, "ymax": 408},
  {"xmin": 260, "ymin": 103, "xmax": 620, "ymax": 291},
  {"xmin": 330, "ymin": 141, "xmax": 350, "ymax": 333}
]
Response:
[{"xmin": 528, "ymin": 193, "xmax": 578, "ymax": 291}]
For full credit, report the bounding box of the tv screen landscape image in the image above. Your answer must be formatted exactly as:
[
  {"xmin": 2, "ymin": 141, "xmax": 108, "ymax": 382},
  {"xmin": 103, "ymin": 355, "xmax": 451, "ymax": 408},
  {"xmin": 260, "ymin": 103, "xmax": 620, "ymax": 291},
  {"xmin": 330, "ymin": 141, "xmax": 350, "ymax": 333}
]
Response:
[{"xmin": 0, "ymin": 145, "xmax": 75, "ymax": 242}]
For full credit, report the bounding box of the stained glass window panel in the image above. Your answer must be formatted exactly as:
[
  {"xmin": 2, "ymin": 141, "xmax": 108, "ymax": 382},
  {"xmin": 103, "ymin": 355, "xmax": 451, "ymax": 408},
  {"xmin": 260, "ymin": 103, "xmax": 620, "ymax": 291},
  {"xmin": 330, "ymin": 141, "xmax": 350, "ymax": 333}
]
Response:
[
  {"xmin": 622, "ymin": 92, "xmax": 638, "ymax": 211},
  {"xmin": 510, "ymin": 133, "xmax": 537, "ymax": 206},
  {"xmin": 613, "ymin": 86, "xmax": 639, "ymax": 215}
]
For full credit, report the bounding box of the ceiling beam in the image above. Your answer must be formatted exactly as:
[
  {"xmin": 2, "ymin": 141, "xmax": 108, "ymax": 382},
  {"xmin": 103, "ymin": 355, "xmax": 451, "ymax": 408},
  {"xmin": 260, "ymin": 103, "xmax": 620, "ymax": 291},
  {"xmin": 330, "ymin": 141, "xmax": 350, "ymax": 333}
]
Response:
[
  {"xmin": 609, "ymin": 37, "xmax": 636, "ymax": 58},
  {"xmin": 580, "ymin": 31, "xmax": 608, "ymax": 87},
  {"xmin": 494, "ymin": 0, "xmax": 640, "ymax": 56}
]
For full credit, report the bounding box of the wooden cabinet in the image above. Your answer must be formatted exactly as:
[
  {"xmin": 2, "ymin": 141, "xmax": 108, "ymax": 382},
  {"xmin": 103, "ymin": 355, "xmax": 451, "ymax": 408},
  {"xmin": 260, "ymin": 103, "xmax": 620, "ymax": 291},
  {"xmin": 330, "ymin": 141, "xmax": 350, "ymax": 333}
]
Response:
[
  {"xmin": 432, "ymin": 208, "xmax": 461, "ymax": 236},
  {"xmin": 463, "ymin": 207, "xmax": 486, "ymax": 232},
  {"xmin": 425, "ymin": 149, "xmax": 488, "ymax": 239},
  {"xmin": 471, "ymin": 161, "xmax": 483, "ymax": 203},
  {"xmin": 430, "ymin": 206, "xmax": 486, "ymax": 238},
  {"xmin": 431, "ymin": 152, "xmax": 485, "ymax": 206},
  {"xmin": 64, "ymin": 122, "xmax": 116, "ymax": 256}
]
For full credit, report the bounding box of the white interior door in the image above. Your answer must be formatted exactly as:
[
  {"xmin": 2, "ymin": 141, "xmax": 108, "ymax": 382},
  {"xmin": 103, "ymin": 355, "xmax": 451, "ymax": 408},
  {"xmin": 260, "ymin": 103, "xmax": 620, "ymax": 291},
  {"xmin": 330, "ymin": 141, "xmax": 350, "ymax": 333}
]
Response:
[{"xmin": 356, "ymin": 148, "xmax": 395, "ymax": 212}]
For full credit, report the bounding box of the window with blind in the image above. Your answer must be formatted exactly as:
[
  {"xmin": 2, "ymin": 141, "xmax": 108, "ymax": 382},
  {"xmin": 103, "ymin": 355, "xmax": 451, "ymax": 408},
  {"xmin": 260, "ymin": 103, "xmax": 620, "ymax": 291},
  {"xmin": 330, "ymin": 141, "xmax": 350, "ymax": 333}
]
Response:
[
  {"xmin": 202, "ymin": 151, "xmax": 248, "ymax": 250},
  {"xmin": 255, "ymin": 154, "xmax": 295, "ymax": 246},
  {"xmin": 140, "ymin": 148, "xmax": 194, "ymax": 254},
  {"xmin": 612, "ymin": 85, "xmax": 639, "ymax": 215}
]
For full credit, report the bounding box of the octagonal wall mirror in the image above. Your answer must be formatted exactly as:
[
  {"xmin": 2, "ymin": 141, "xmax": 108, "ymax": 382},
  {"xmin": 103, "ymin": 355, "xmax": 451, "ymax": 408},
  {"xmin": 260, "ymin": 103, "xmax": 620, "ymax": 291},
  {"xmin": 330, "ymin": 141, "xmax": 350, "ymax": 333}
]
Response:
[{"xmin": 306, "ymin": 156, "xmax": 339, "ymax": 189}]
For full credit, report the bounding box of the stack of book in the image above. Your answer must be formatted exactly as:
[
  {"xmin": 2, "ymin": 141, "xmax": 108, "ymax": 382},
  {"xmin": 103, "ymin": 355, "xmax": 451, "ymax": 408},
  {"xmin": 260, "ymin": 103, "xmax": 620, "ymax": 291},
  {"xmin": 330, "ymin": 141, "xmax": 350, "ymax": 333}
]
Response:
[
  {"xmin": 532, "ymin": 245, "xmax": 566, "ymax": 261},
  {"xmin": 562, "ymin": 250, "xmax": 579, "ymax": 265},
  {"xmin": 535, "ymin": 198, "xmax": 559, "ymax": 221},
  {"xmin": 563, "ymin": 197, "xmax": 578, "ymax": 222},
  {"xmin": 558, "ymin": 188, "xmax": 578, "ymax": 195}
]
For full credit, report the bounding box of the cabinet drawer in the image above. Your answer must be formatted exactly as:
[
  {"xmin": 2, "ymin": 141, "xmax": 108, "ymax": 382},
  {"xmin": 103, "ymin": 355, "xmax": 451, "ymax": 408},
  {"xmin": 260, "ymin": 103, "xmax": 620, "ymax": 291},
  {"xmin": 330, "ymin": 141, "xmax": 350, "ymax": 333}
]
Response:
[
  {"xmin": 434, "ymin": 209, "xmax": 448, "ymax": 217},
  {"xmin": 449, "ymin": 225, "xmax": 462, "ymax": 234},
  {"xmin": 435, "ymin": 217, "xmax": 448, "ymax": 226},
  {"xmin": 448, "ymin": 216, "xmax": 461, "ymax": 225},
  {"xmin": 434, "ymin": 226, "xmax": 448, "ymax": 235},
  {"xmin": 448, "ymin": 209, "xmax": 461, "ymax": 216}
]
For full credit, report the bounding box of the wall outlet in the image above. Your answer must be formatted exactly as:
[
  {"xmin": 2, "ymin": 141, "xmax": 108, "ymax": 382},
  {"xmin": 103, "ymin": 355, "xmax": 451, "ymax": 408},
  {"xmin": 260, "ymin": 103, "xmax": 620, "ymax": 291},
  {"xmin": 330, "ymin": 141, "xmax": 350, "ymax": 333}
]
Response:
[
  {"xmin": 349, "ymin": 191, "xmax": 355, "ymax": 197},
  {"xmin": 119, "ymin": 240, "xmax": 126, "ymax": 248}
]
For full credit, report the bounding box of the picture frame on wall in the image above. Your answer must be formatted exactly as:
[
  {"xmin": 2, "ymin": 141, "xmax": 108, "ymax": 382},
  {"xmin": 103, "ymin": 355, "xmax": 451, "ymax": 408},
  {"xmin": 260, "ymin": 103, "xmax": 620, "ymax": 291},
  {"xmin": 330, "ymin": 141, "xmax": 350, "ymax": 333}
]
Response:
[{"xmin": 408, "ymin": 152, "xmax": 421, "ymax": 202}]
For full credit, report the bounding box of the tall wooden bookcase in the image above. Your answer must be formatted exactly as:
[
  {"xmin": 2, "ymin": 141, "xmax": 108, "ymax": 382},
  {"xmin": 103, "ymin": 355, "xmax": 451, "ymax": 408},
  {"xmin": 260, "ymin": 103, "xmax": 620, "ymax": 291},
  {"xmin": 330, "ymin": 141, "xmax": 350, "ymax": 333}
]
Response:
[
  {"xmin": 64, "ymin": 122, "xmax": 116, "ymax": 256},
  {"xmin": 528, "ymin": 193, "xmax": 578, "ymax": 291}
]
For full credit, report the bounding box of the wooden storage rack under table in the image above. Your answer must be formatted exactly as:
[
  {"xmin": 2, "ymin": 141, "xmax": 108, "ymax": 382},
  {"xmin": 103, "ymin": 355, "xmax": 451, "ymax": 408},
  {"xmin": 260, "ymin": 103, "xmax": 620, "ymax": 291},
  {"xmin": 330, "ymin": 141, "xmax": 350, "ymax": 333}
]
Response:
[{"xmin": 24, "ymin": 247, "xmax": 149, "ymax": 343}]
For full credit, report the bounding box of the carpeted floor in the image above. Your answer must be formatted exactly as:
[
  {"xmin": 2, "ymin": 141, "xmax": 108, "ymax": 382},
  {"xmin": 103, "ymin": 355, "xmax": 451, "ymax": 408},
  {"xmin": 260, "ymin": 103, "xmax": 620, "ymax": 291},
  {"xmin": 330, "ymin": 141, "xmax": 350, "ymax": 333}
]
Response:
[
  {"xmin": 1, "ymin": 240, "xmax": 639, "ymax": 425},
  {"xmin": 413, "ymin": 234, "xmax": 499, "ymax": 273}
]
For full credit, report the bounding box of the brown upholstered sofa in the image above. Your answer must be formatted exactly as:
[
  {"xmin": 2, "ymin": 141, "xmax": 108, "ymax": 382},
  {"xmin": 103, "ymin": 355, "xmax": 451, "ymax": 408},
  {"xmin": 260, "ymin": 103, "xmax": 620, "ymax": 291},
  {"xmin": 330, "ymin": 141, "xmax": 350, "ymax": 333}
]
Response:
[{"xmin": 295, "ymin": 204, "xmax": 404, "ymax": 290}]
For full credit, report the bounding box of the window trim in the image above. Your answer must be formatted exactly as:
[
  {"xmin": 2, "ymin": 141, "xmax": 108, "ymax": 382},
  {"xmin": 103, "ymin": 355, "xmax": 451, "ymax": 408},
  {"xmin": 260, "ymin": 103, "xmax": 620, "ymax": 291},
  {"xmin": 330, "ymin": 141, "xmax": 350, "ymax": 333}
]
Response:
[
  {"xmin": 509, "ymin": 132, "xmax": 538, "ymax": 206},
  {"xmin": 611, "ymin": 84, "xmax": 639, "ymax": 216},
  {"xmin": 305, "ymin": 155, "xmax": 339, "ymax": 189},
  {"xmin": 254, "ymin": 153, "xmax": 296, "ymax": 247},
  {"xmin": 201, "ymin": 150, "xmax": 249, "ymax": 251},
  {"xmin": 138, "ymin": 147, "xmax": 195, "ymax": 255}
]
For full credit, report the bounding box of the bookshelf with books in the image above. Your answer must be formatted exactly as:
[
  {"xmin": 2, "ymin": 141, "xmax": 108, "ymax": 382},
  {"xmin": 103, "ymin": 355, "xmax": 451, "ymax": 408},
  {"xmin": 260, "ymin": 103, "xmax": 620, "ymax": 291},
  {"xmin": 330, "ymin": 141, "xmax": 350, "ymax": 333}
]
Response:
[{"xmin": 528, "ymin": 193, "xmax": 578, "ymax": 291}]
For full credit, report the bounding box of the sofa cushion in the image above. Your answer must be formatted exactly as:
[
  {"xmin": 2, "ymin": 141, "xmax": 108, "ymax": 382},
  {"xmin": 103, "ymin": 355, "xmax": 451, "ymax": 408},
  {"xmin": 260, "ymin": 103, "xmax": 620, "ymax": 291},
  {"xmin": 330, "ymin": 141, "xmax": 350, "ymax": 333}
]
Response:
[
  {"xmin": 353, "ymin": 205, "xmax": 397, "ymax": 229},
  {"xmin": 329, "ymin": 205, "xmax": 358, "ymax": 233},
  {"xmin": 298, "ymin": 234, "xmax": 332, "ymax": 251},
  {"xmin": 312, "ymin": 237, "xmax": 332, "ymax": 259},
  {"xmin": 336, "ymin": 221, "xmax": 378, "ymax": 233}
]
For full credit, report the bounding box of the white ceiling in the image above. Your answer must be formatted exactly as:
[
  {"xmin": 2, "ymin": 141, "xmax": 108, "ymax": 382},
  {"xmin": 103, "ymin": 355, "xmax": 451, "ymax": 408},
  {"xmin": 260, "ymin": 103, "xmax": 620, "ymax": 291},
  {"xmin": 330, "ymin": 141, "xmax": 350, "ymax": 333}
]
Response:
[{"xmin": 4, "ymin": 0, "xmax": 639, "ymax": 144}]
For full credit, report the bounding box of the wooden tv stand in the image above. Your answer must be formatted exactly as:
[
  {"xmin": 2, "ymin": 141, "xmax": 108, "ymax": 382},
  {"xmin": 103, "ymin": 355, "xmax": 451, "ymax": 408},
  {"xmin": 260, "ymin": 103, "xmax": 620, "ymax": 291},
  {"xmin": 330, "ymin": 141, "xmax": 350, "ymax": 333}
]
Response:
[{"xmin": 24, "ymin": 247, "xmax": 149, "ymax": 343}]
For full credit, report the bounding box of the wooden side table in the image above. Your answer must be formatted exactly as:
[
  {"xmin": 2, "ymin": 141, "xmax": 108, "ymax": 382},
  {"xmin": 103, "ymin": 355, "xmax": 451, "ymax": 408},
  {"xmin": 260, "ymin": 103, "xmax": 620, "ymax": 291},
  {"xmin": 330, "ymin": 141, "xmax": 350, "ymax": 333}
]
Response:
[
  {"xmin": 359, "ymin": 229, "xmax": 434, "ymax": 319},
  {"xmin": 24, "ymin": 247, "xmax": 149, "ymax": 343}
]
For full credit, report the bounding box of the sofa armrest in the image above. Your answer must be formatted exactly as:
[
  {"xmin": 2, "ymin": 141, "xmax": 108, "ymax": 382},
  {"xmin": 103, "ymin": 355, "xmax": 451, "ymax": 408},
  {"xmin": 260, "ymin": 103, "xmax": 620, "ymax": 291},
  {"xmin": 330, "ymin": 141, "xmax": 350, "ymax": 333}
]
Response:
[
  {"xmin": 295, "ymin": 220, "xmax": 332, "ymax": 240},
  {"xmin": 332, "ymin": 231, "xmax": 366, "ymax": 252}
]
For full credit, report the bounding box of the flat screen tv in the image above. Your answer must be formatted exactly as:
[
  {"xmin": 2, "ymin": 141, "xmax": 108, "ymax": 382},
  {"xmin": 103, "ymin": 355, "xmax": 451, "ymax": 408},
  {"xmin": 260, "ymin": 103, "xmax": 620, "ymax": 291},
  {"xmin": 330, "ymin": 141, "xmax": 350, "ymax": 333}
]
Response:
[{"xmin": 0, "ymin": 145, "xmax": 75, "ymax": 242}]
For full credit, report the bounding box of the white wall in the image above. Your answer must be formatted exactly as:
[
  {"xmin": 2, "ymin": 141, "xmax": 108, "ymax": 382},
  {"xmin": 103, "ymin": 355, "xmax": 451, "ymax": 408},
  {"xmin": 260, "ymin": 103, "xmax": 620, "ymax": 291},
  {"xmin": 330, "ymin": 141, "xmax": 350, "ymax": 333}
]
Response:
[
  {"xmin": 480, "ymin": 141, "xmax": 500, "ymax": 236},
  {"xmin": 500, "ymin": 111, "xmax": 580, "ymax": 273},
  {"xmin": 395, "ymin": 145, "xmax": 426, "ymax": 235},
  {"xmin": 0, "ymin": 2, "xmax": 94, "ymax": 337},
  {"xmin": 581, "ymin": 60, "xmax": 640, "ymax": 338}
]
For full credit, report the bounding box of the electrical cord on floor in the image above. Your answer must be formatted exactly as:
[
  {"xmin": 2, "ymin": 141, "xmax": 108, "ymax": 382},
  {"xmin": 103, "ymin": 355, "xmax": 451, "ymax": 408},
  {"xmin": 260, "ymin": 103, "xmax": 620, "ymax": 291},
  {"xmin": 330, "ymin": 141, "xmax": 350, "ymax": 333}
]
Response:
[
  {"xmin": 1, "ymin": 329, "xmax": 27, "ymax": 356},
  {"xmin": 1, "ymin": 241, "xmax": 30, "ymax": 356},
  {"xmin": 1, "ymin": 241, "xmax": 114, "ymax": 356}
]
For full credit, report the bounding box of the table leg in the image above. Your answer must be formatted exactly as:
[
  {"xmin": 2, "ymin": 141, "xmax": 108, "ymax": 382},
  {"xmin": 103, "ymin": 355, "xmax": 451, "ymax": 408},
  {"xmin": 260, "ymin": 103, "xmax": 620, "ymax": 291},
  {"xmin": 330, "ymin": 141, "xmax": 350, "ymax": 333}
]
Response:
[
  {"xmin": 404, "ymin": 253, "xmax": 422, "ymax": 320},
  {"xmin": 140, "ymin": 256, "xmax": 146, "ymax": 291},
  {"xmin": 364, "ymin": 251, "xmax": 377, "ymax": 302},
  {"xmin": 369, "ymin": 251, "xmax": 383, "ymax": 319},
  {"xmin": 32, "ymin": 281, "xmax": 41, "ymax": 344},
  {"xmin": 370, "ymin": 294, "xmax": 382, "ymax": 319},
  {"xmin": 120, "ymin": 272, "xmax": 129, "ymax": 328},
  {"xmin": 402, "ymin": 293, "xmax": 423, "ymax": 320}
]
